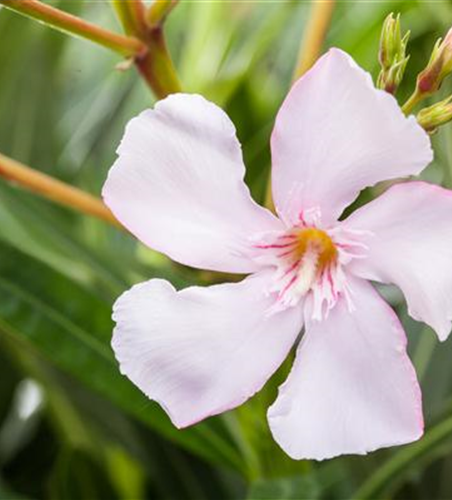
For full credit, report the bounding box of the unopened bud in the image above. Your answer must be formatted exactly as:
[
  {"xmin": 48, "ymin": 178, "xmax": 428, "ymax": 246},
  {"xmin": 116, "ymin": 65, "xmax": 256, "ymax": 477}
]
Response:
[
  {"xmin": 416, "ymin": 28, "xmax": 452, "ymax": 96},
  {"xmin": 377, "ymin": 13, "xmax": 410, "ymax": 94},
  {"xmin": 417, "ymin": 95, "xmax": 452, "ymax": 133}
]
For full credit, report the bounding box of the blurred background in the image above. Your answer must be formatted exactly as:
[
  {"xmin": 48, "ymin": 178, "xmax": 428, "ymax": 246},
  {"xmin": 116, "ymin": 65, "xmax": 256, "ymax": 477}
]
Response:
[{"xmin": 1, "ymin": 1, "xmax": 452, "ymax": 498}]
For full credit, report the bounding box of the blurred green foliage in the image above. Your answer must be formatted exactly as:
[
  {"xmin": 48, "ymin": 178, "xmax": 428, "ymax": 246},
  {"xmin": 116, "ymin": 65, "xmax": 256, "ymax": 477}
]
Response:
[{"xmin": 2, "ymin": 1, "xmax": 452, "ymax": 498}]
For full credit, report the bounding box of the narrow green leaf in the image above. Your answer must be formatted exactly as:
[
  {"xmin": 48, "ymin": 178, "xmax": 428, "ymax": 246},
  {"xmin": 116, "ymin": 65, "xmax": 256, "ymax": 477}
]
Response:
[
  {"xmin": 354, "ymin": 411, "xmax": 452, "ymax": 499},
  {"xmin": 0, "ymin": 241, "xmax": 244, "ymax": 471}
]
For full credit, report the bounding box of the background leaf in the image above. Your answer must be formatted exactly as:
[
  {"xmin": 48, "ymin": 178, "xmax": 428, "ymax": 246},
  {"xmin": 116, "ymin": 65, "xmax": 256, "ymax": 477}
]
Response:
[{"xmin": 2, "ymin": 1, "xmax": 452, "ymax": 498}]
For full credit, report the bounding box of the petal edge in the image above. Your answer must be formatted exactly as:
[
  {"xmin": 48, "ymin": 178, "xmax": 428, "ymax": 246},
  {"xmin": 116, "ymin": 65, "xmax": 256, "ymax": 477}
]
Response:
[
  {"xmin": 271, "ymin": 48, "xmax": 433, "ymax": 226},
  {"xmin": 112, "ymin": 272, "xmax": 303, "ymax": 428},
  {"xmin": 268, "ymin": 278, "xmax": 423, "ymax": 460},
  {"xmin": 103, "ymin": 93, "xmax": 282, "ymax": 273}
]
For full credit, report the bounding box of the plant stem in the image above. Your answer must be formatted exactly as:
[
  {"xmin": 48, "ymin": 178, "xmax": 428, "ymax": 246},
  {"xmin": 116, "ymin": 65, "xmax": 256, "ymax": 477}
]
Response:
[
  {"xmin": 293, "ymin": 0, "xmax": 336, "ymax": 80},
  {"xmin": 147, "ymin": 0, "xmax": 178, "ymax": 27},
  {"xmin": 401, "ymin": 88, "xmax": 424, "ymax": 115},
  {"xmin": 0, "ymin": 0, "xmax": 145, "ymax": 58},
  {"xmin": 135, "ymin": 27, "xmax": 182, "ymax": 98},
  {"xmin": 111, "ymin": 0, "xmax": 181, "ymax": 98},
  {"xmin": 2, "ymin": 0, "xmax": 180, "ymax": 98},
  {"xmin": 111, "ymin": 0, "xmax": 146, "ymax": 36},
  {"xmin": 0, "ymin": 153, "xmax": 121, "ymax": 228}
]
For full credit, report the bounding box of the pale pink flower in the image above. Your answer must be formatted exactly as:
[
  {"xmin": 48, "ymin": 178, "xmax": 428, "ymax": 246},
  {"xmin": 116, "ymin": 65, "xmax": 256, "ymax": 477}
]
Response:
[{"xmin": 102, "ymin": 48, "xmax": 452, "ymax": 460}]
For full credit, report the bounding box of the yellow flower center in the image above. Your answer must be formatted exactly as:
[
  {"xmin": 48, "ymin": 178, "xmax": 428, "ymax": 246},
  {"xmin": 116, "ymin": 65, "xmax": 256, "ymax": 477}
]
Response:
[{"xmin": 292, "ymin": 228, "xmax": 337, "ymax": 274}]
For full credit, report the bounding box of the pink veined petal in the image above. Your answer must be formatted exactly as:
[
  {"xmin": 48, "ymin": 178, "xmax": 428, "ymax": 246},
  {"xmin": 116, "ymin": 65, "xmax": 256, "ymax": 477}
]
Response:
[
  {"xmin": 344, "ymin": 181, "xmax": 452, "ymax": 341},
  {"xmin": 270, "ymin": 48, "xmax": 433, "ymax": 226},
  {"xmin": 267, "ymin": 277, "xmax": 423, "ymax": 460},
  {"xmin": 103, "ymin": 93, "xmax": 281, "ymax": 274},
  {"xmin": 112, "ymin": 271, "xmax": 303, "ymax": 428}
]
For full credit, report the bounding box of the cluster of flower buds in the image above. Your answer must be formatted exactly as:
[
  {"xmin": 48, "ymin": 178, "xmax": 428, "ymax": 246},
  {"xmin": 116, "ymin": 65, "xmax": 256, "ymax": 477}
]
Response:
[
  {"xmin": 383, "ymin": 14, "xmax": 452, "ymax": 133},
  {"xmin": 409, "ymin": 27, "xmax": 452, "ymax": 132},
  {"xmin": 416, "ymin": 28, "xmax": 452, "ymax": 97},
  {"xmin": 377, "ymin": 13, "xmax": 410, "ymax": 94},
  {"xmin": 417, "ymin": 95, "xmax": 452, "ymax": 133}
]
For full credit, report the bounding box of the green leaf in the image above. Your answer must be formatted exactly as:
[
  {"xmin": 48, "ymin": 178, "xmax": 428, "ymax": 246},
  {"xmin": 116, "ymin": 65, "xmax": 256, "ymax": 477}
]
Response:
[
  {"xmin": 48, "ymin": 448, "xmax": 119, "ymax": 500},
  {"xmin": 354, "ymin": 409, "xmax": 452, "ymax": 499},
  {"xmin": 247, "ymin": 475, "xmax": 320, "ymax": 500},
  {"xmin": 0, "ymin": 240, "xmax": 244, "ymax": 472}
]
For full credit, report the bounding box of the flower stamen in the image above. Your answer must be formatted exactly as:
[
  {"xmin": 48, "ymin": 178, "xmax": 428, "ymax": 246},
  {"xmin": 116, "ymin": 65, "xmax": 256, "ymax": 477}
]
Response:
[{"xmin": 253, "ymin": 223, "xmax": 363, "ymax": 319}]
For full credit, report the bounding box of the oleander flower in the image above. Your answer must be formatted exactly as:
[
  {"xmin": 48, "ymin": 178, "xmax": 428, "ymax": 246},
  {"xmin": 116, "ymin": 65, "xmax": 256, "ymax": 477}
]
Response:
[{"xmin": 102, "ymin": 48, "xmax": 452, "ymax": 460}]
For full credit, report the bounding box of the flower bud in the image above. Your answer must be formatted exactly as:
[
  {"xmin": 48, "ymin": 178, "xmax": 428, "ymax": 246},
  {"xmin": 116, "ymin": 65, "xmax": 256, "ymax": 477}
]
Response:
[
  {"xmin": 416, "ymin": 28, "xmax": 452, "ymax": 96},
  {"xmin": 417, "ymin": 95, "xmax": 452, "ymax": 133},
  {"xmin": 377, "ymin": 13, "xmax": 410, "ymax": 94}
]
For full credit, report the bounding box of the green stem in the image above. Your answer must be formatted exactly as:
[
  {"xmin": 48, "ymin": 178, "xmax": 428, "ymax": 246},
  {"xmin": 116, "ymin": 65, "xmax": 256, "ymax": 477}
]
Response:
[
  {"xmin": 354, "ymin": 413, "xmax": 452, "ymax": 499},
  {"xmin": 111, "ymin": 0, "xmax": 146, "ymax": 36},
  {"xmin": 135, "ymin": 27, "xmax": 182, "ymax": 98},
  {"xmin": 2, "ymin": 0, "xmax": 180, "ymax": 98},
  {"xmin": 0, "ymin": 0, "xmax": 144, "ymax": 58},
  {"xmin": 147, "ymin": 0, "xmax": 178, "ymax": 27},
  {"xmin": 402, "ymin": 88, "xmax": 424, "ymax": 115},
  {"xmin": 110, "ymin": 0, "xmax": 181, "ymax": 98}
]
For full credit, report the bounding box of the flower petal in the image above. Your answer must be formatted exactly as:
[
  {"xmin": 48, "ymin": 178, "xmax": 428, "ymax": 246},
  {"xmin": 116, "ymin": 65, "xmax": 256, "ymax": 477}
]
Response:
[
  {"xmin": 270, "ymin": 48, "xmax": 432, "ymax": 226},
  {"xmin": 103, "ymin": 94, "xmax": 281, "ymax": 273},
  {"xmin": 112, "ymin": 272, "xmax": 303, "ymax": 428},
  {"xmin": 267, "ymin": 278, "xmax": 423, "ymax": 460},
  {"xmin": 345, "ymin": 181, "xmax": 452, "ymax": 341}
]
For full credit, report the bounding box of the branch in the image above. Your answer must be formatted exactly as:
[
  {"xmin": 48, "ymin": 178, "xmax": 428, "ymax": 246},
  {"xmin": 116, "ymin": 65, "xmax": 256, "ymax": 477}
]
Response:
[
  {"xmin": 0, "ymin": 0, "xmax": 145, "ymax": 58},
  {"xmin": 1, "ymin": 0, "xmax": 181, "ymax": 99},
  {"xmin": 111, "ymin": 0, "xmax": 146, "ymax": 36},
  {"xmin": 0, "ymin": 153, "xmax": 120, "ymax": 228},
  {"xmin": 146, "ymin": 0, "xmax": 178, "ymax": 28},
  {"xmin": 111, "ymin": 0, "xmax": 181, "ymax": 98},
  {"xmin": 401, "ymin": 89, "xmax": 424, "ymax": 115},
  {"xmin": 135, "ymin": 27, "xmax": 182, "ymax": 99}
]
